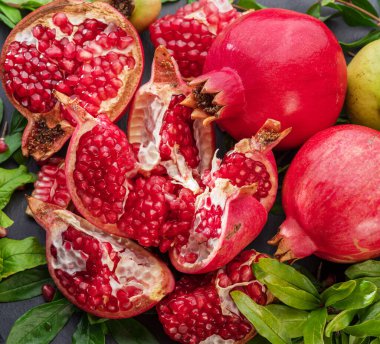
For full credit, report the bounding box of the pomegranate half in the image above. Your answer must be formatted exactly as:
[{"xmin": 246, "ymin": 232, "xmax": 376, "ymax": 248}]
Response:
[
  {"xmin": 27, "ymin": 197, "xmax": 174, "ymax": 318},
  {"xmin": 1, "ymin": 0, "xmax": 143, "ymax": 160},
  {"xmin": 270, "ymin": 125, "xmax": 380, "ymax": 263},
  {"xmin": 183, "ymin": 8, "xmax": 347, "ymax": 149}
]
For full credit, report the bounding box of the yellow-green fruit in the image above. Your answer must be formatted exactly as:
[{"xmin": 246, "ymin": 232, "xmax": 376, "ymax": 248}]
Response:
[
  {"xmin": 130, "ymin": 0, "xmax": 162, "ymax": 32},
  {"xmin": 346, "ymin": 40, "xmax": 380, "ymax": 130}
]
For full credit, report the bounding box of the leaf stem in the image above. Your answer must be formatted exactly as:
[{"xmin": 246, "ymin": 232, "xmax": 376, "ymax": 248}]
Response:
[
  {"xmin": 232, "ymin": 4, "xmax": 248, "ymax": 11},
  {"xmin": 334, "ymin": 0, "xmax": 380, "ymax": 25}
]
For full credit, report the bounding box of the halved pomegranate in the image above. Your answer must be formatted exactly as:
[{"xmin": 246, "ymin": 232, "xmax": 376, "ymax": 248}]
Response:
[
  {"xmin": 27, "ymin": 197, "xmax": 175, "ymax": 318},
  {"xmin": 128, "ymin": 46, "xmax": 214, "ymax": 191},
  {"xmin": 157, "ymin": 250, "xmax": 273, "ymax": 344},
  {"xmin": 1, "ymin": 0, "xmax": 143, "ymax": 160},
  {"xmin": 169, "ymin": 120, "xmax": 291, "ymax": 273}
]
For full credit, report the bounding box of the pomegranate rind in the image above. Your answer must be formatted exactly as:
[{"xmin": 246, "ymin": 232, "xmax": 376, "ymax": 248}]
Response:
[
  {"xmin": 27, "ymin": 197, "xmax": 175, "ymax": 318},
  {"xmin": 270, "ymin": 125, "xmax": 380, "ymax": 263},
  {"xmin": 128, "ymin": 46, "xmax": 215, "ymax": 175}
]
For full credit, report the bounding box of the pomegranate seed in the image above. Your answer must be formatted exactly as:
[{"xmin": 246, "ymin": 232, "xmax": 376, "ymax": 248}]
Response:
[{"xmin": 42, "ymin": 284, "xmax": 56, "ymax": 302}]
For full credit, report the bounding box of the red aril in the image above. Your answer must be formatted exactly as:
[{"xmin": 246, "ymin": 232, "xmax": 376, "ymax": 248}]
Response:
[
  {"xmin": 149, "ymin": 0, "xmax": 240, "ymax": 78},
  {"xmin": 169, "ymin": 120, "xmax": 290, "ymax": 273},
  {"xmin": 270, "ymin": 125, "xmax": 380, "ymax": 263},
  {"xmin": 41, "ymin": 284, "xmax": 56, "ymax": 302},
  {"xmin": 28, "ymin": 197, "xmax": 175, "ymax": 318},
  {"xmin": 183, "ymin": 8, "xmax": 347, "ymax": 149},
  {"xmin": 1, "ymin": 0, "xmax": 143, "ymax": 160},
  {"xmin": 158, "ymin": 250, "xmax": 273, "ymax": 344}
]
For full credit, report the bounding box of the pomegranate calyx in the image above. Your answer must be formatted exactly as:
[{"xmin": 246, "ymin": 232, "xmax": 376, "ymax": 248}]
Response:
[{"xmin": 183, "ymin": 67, "xmax": 246, "ymax": 127}]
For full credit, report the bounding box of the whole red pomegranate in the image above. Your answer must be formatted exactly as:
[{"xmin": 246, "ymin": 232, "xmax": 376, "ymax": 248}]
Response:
[
  {"xmin": 1, "ymin": 0, "xmax": 143, "ymax": 160},
  {"xmin": 158, "ymin": 250, "xmax": 273, "ymax": 344},
  {"xmin": 183, "ymin": 8, "xmax": 347, "ymax": 149},
  {"xmin": 28, "ymin": 197, "xmax": 174, "ymax": 318},
  {"xmin": 270, "ymin": 125, "xmax": 380, "ymax": 263}
]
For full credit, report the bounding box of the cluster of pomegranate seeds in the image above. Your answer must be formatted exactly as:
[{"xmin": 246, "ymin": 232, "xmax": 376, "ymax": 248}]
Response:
[
  {"xmin": 52, "ymin": 226, "xmax": 142, "ymax": 313},
  {"xmin": 159, "ymin": 94, "xmax": 200, "ymax": 169},
  {"xmin": 3, "ymin": 13, "xmax": 135, "ymax": 115},
  {"xmin": 150, "ymin": 0, "xmax": 239, "ymax": 78},
  {"xmin": 158, "ymin": 250, "xmax": 268, "ymax": 344},
  {"xmin": 117, "ymin": 175, "xmax": 196, "ymax": 252},
  {"xmin": 31, "ymin": 157, "xmax": 70, "ymax": 208},
  {"xmin": 217, "ymin": 152, "xmax": 272, "ymax": 199},
  {"xmin": 73, "ymin": 116, "xmax": 137, "ymax": 224}
]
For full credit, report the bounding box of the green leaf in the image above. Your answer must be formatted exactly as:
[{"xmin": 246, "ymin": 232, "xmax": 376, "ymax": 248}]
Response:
[
  {"xmin": 231, "ymin": 291, "xmax": 291, "ymax": 344},
  {"xmin": 12, "ymin": 148, "xmax": 27, "ymax": 165},
  {"xmin": 0, "ymin": 237, "xmax": 46, "ymax": 280},
  {"xmin": 0, "ymin": 210, "xmax": 13, "ymax": 228},
  {"xmin": 330, "ymin": 280, "xmax": 377, "ymax": 310},
  {"xmin": 0, "ymin": 133, "xmax": 22, "ymax": 164},
  {"xmin": 327, "ymin": 3, "xmax": 377, "ymax": 27},
  {"xmin": 87, "ymin": 314, "xmax": 109, "ymax": 325},
  {"xmin": 162, "ymin": 0, "xmax": 179, "ymax": 3},
  {"xmin": 325, "ymin": 310, "xmax": 357, "ymax": 337},
  {"xmin": 3, "ymin": 0, "xmax": 51, "ymax": 9},
  {"xmin": 358, "ymin": 300, "xmax": 380, "ymax": 322},
  {"xmin": 346, "ymin": 260, "xmax": 380, "ymax": 279},
  {"xmin": 0, "ymin": 2, "xmax": 21, "ymax": 24},
  {"xmin": 10, "ymin": 110, "xmax": 27, "ymax": 134},
  {"xmin": 321, "ymin": 0, "xmax": 335, "ymax": 5},
  {"xmin": 254, "ymin": 259, "xmax": 319, "ymax": 297},
  {"xmin": 0, "ymin": 98, "xmax": 4, "ymax": 125},
  {"xmin": 303, "ymin": 308, "xmax": 328, "ymax": 344},
  {"xmin": 265, "ymin": 304, "xmax": 308, "ymax": 338},
  {"xmin": 0, "ymin": 266, "xmax": 51, "ymax": 302},
  {"xmin": 247, "ymin": 336, "xmax": 271, "ymax": 344},
  {"xmin": 0, "ymin": 12, "xmax": 15, "ymax": 27},
  {"xmin": 370, "ymin": 339, "xmax": 380, "ymax": 344},
  {"xmin": 344, "ymin": 320, "xmax": 380, "ymax": 337},
  {"xmin": 351, "ymin": 0, "xmax": 378, "ymax": 16},
  {"xmin": 307, "ymin": 3, "xmax": 322, "ymax": 18},
  {"xmin": 236, "ymin": 0, "xmax": 266, "ymax": 10},
  {"xmin": 6, "ymin": 298, "xmax": 76, "ymax": 344},
  {"xmin": 321, "ymin": 281, "xmax": 357, "ymax": 307},
  {"xmin": 340, "ymin": 31, "xmax": 380, "ymax": 50},
  {"xmin": 107, "ymin": 318, "xmax": 159, "ymax": 344},
  {"xmin": 73, "ymin": 314, "xmax": 105, "ymax": 344}
]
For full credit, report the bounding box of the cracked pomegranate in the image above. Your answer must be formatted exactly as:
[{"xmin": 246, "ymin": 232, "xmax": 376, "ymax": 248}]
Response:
[
  {"xmin": 149, "ymin": 0, "xmax": 239, "ymax": 78},
  {"xmin": 270, "ymin": 125, "xmax": 380, "ymax": 263},
  {"xmin": 183, "ymin": 8, "xmax": 347, "ymax": 149},
  {"xmin": 158, "ymin": 250, "xmax": 273, "ymax": 344},
  {"xmin": 1, "ymin": 0, "xmax": 143, "ymax": 160},
  {"xmin": 28, "ymin": 197, "xmax": 174, "ymax": 318}
]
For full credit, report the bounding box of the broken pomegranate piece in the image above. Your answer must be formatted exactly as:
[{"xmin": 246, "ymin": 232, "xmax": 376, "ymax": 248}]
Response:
[
  {"xmin": 158, "ymin": 250, "xmax": 273, "ymax": 344},
  {"xmin": 28, "ymin": 197, "xmax": 175, "ymax": 318},
  {"xmin": 1, "ymin": 0, "xmax": 143, "ymax": 160}
]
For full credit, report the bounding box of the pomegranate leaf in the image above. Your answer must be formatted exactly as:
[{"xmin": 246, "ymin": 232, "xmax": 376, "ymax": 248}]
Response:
[
  {"xmin": 6, "ymin": 298, "xmax": 76, "ymax": 344},
  {"xmin": 236, "ymin": 0, "xmax": 266, "ymax": 10},
  {"xmin": 0, "ymin": 237, "xmax": 45, "ymax": 281},
  {"xmin": 302, "ymin": 308, "xmax": 327, "ymax": 344},
  {"xmin": 346, "ymin": 260, "xmax": 380, "ymax": 279},
  {"xmin": 0, "ymin": 266, "xmax": 51, "ymax": 302},
  {"xmin": 162, "ymin": 0, "xmax": 179, "ymax": 3},
  {"xmin": 0, "ymin": 210, "xmax": 13, "ymax": 228},
  {"xmin": 254, "ymin": 258, "xmax": 320, "ymax": 297},
  {"xmin": 3, "ymin": 0, "xmax": 51, "ymax": 11},
  {"xmin": 107, "ymin": 318, "xmax": 159, "ymax": 344},
  {"xmin": 0, "ymin": 132, "xmax": 22, "ymax": 164},
  {"xmin": 321, "ymin": 280, "xmax": 357, "ymax": 307},
  {"xmin": 344, "ymin": 320, "xmax": 380, "ymax": 337},
  {"xmin": 0, "ymin": 98, "xmax": 4, "ymax": 125},
  {"xmin": 325, "ymin": 309, "xmax": 357, "ymax": 337},
  {"xmin": 87, "ymin": 314, "xmax": 109, "ymax": 325},
  {"xmin": 329, "ymin": 280, "xmax": 377, "ymax": 310},
  {"xmin": 340, "ymin": 30, "xmax": 380, "ymax": 50},
  {"xmin": 358, "ymin": 300, "xmax": 380, "ymax": 322},
  {"xmin": 0, "ymin": 12, "xmax": 16, "ymax": 28},
  {"xmin": 231, "ymin": 290, "xmax": 291, "ymax": 344},
  {"xmin": 10, "ymin": 110, "xmax": 27, "ymax": 134},
  {"xmin": 73, "ymin": 314, "xmax": 105, "ymax": 344},
  {"xmin": 265, "ymin": 305, "xmax": 308, "ymax": 338}
]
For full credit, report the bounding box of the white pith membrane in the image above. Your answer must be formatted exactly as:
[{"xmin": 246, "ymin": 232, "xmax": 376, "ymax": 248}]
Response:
[
  {"xmin": 199, "ymin": 335, "xmax": 235, "ymax": 344},
  {"xmin": 51, "ymin": 209, "xmax": 164, "ymax": 301},
  {"xmin": 8, "ymin": 6, "xmax": 140, "ymax": 115}
]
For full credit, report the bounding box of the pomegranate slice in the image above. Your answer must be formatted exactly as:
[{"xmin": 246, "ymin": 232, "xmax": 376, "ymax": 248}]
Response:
[
  {"xmin": 170, "ymin": 120, "xmax": 291, "ymax": 274},
  {"xmin": 27, "ymin": 197, "xmax": 175, "ymax": 318},
  {"xmin": 1, "ymin": 0, "xmax": 143, "ymax": 160},
  {"xmin": 27, "ymin": 157, "xmax": 71, "ymax": 212},
  {"xmin": 157, "ymin": 250, "xmax": 273, "ymax": 344},
  {"xmin": 128, "ymin": 46, "xmax": 214, "ymax": 191}
]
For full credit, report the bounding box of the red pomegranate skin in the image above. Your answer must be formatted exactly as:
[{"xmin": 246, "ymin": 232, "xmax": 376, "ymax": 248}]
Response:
[
  {"xmin": 276, "ymin": 125, "xmax": 380, "ymax": 263},
  {"xmin": 202, "ymin": 8, "xmax": 347, "ymax": 149}
]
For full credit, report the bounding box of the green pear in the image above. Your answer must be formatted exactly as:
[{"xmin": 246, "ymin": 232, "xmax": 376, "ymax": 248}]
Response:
[{"xmin": 346, "ymin": 39, "xmax": 380, "ymax": 130}]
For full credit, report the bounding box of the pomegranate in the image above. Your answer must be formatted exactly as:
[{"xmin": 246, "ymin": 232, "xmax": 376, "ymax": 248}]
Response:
[
  {"xmin": 182, "ymin": 8, "xmax": 347, "ymax": 149},
  {"xmin": 128, "ymin": 46, "xmax": 214, "ymax": 188},
  {"xmin": 269, "ymin": 125, "xmax": 380, "ymax": 263},
  {"xmin": 157, "ymin": 250, "xmax": 273, "ymax": 344},
  {"xmin": 1, "ymin": 0, "xmax": 143, "ymax": 160},
  {"xmin": 27, "ymin": 197, "xmax": 175, "ymax": 318},
  {"xmin": 149, "ymin": 0, "xmax": 239, "ymax": 78},
  {"xmin": 169, "ymin": 120, "xmax": 290, "ymax": 274}
]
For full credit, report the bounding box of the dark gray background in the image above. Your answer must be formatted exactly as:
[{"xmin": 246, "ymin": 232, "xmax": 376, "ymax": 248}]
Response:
[{"xmin": 0, "ymin": 0, "xmax": 375, "ymax": 343}]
